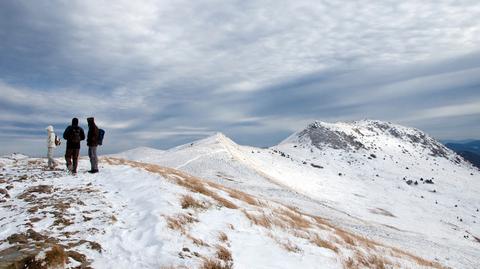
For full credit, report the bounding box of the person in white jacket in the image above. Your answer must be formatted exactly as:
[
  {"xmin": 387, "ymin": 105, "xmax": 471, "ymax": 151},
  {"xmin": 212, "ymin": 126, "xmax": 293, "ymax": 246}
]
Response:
[{"xmin": 46, "ymin": 125, "xmax": 58, "ymax": 169}]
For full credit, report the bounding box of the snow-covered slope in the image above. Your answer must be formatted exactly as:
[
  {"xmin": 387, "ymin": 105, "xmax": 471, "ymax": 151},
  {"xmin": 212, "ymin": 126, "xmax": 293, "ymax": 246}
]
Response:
[
  {"xmin": 0, "ymin": 155, "xmax": 445, "ymax": 268},
  {"xmin": 1, "ymin": 120, "xmax": 479, "ymax": 268},
  {"xmin": 269, "ymin": 120, "xmax": 478, "ymax": 233},
  {"xmin": 262, "ymin": 120, "xmax": 480, "ymax": 262},
  {"xmin": 110, "ymin": 146, "xmax": 165, "ymax": 162},
  {"xmin": 116, "ymin": 120, "xmax": 480, "ymax": 268}
]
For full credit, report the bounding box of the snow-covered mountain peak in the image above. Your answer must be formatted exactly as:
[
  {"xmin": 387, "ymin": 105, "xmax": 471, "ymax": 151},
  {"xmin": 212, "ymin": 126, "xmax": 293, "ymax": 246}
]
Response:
[
  {"xmin": 281, "ymin": 119, "xmax": 455, "ymax": 161},
  {"xmin": 188, "ymin": 132, "xmax": 238, "ymax": 149}
]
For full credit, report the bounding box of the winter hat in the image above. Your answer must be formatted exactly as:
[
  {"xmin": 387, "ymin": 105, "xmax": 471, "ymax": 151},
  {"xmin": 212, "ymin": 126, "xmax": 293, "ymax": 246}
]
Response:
[{"xmin": 46, "ymin": 125, "xmax": 54, "ymax": 132}]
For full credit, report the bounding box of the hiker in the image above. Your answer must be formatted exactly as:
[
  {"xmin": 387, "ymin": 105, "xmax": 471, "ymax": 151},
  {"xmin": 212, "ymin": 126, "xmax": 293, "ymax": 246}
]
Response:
[
  {"xmin": 87, "ymin": 117, "xmax": 100, "ymax": 173},
  {"xmin": 63, "ymin": 118, "xmax": 85, "ymax": 174},
  {"xmin": 46, "ymin": 125, "xmax": 59, "ymax": 169}
]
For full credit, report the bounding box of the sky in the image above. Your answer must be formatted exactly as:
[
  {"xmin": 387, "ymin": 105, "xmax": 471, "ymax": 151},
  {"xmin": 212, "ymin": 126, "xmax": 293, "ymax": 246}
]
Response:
[{"xmin": 1, "ymin": 0, "xmax": 480, "ymax": 156}]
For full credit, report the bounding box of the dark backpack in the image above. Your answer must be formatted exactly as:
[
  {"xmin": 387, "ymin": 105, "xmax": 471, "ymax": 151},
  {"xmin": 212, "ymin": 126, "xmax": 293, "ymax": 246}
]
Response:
[
  {"xmin": 98, "ymin": 129, "xmax": 105, "ymax": 146},
  {"xmin": 71, "ymin": 127, "xmax": 81, "ymax": 143}
]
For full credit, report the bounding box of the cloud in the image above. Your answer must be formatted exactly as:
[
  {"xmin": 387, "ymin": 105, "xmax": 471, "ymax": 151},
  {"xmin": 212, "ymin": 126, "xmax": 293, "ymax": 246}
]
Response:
[
  {"xmin": 401, "ymin": 100, "xmax": 480, "ymax": 122},
  {"xmin": 0, "ymin": 0, "xmax": 479, "ymax": 155}
]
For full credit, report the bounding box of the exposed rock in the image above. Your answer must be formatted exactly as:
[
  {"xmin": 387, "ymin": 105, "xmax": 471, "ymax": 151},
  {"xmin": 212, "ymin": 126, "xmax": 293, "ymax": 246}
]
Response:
[
  {"xmin": 7, "ymin": 233, "xmax": 29, "ymax": 245},
  {"xmin": 0, "ymin": 246, "xmax": 40, "ymax": 269},
  {"xmin": 17, "ymin": 185, "xmax": 53, "ymax": 201},
  {"xmin": 310, "ymin": 163, "xmax": 323, "ymax": 169},
  {"xmin": 297, "ymin": 122, "xmax": 366, "ymax": 151},
  {"xmin": 0, "ymin": 188, "xmax": 9, "ymax": 198}
]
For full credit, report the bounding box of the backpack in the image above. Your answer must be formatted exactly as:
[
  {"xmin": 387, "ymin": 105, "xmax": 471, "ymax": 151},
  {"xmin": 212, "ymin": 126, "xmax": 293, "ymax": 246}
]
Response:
[
  {"xmin": 55, "ymin": 135, "xmax": 61, "ymax": 146},
  {"xmin": 71, "ymin": 127, "xmax": 81, "ymax": 143},
  {"xmin": 98, "ymin": 129, "xmax": 105, "ymax": 146}
]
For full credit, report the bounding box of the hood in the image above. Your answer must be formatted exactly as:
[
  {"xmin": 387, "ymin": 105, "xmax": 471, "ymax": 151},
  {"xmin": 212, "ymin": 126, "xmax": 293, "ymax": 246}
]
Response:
[
  {"xmin": 46, "ymin": 125, "xmax": 54, "ymax": 132},
  {"xmin": 87, "ymin": 117, "xmax": 95, "ymax": 127},
  {"xmin": 72, "ymin": 118, "xmax": 79, "ymax": 127}
]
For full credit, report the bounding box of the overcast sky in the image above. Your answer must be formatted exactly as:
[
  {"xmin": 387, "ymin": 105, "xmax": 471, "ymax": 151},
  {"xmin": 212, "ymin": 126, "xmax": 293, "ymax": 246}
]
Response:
[{"xmin": 1, "ymin": 0, "xmax": 479, "ymax": 156}]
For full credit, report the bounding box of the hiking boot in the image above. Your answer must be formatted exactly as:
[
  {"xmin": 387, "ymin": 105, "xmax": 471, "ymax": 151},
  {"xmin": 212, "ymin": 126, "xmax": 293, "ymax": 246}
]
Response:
[{"xmin": 88, "ymin": 169, "xmax": 99, "ymax": 174}]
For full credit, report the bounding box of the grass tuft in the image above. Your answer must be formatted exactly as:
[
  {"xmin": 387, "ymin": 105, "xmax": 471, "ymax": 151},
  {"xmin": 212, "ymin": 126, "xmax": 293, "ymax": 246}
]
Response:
[
  {"xmin": 215, "ymin": 245, "xmax": 232, "ymax": 262},
  {"xmin": 44, "ymin": 245, "xmax": 68, "ymax": 268},
  {"xmin": 336, "ymin": 229, "xmax": 356, "ymax": 246},
  {"xmin": 275, "ymin": 208, "xmax": 311, "ymax": 229},
  {"xmin": 218, "ymin": 232, "xmax": 228, "ymax": 242},
  {"xmin": 165, "ymin": 213, "xmax": 198, "ymax": 233},
  {"xmin": 310, "ymin": 235, "xmax": 339, "ymax": 253},
  {"xmin": 200, "ymin": 258, "xmax": 233, "ymax": 269},
  {"xmin": 180, "ymin": 195, "xmax": 208, "ymax": 209},
  {"xmin": 242, "ymin": 210, "xmax": 272, "ymax": 228}
]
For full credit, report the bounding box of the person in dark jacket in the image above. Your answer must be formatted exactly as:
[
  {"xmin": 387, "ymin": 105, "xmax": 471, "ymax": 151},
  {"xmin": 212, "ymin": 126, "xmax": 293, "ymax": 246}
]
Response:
[
  {"xmin": 87, "ymin": 117, "xmax": 99, "ymax": 173},
  {"xmin": 63, "ymin": 118, "xmax": 85, "ymax": 174}
]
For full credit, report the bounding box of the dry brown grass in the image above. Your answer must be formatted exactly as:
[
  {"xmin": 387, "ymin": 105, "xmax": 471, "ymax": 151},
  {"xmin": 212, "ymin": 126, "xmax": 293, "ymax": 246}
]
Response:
[
  {"xmin": 242, "ymin": 210, "xmax": 272, "ymax": 228},
  {"xmin": 165, "ymin": 213, "xmax": 198, "ymax": 233},
  {"xmin": 367, "ymin": 255, "xmax": 388, "ymax": 269},
  {"xmin": 266, "ymin": 232, "xmax": 302, "ymax": 253},
  {"xmin": 345, "ymin": 251, "xmax": 392, "ymax": 269},
  {"xmin": 173, "ymin": 175, "xmax": 238, "ymax": 209},
  {"xmin": 215, "ymin": 245, "xmax": 232, "ymax": 262},
  {"xmin": 275, "ymin": 208, "xmax": 311, "ymax": 229},
  {"xmin": 243, "ymin": 207, "xmax": 316, "ymax": 231},
  {"xmin": 218, "ymin": 232, "xmax": 228, "ymax": 242},
  {"xmin": 390, "ymin": 247, "xmax": 444, "ymax": 269},
  {"xmin": 279, "ymin": 240, "xmax": 302, "ymax": 253},
  {"xmin": 104, "ymin": 158, "xmax": 238, "ymax": 209},
  {"xmin": 343, "ymin": 248, "xmax": 439, "ymax": 269},
  {"xmin": 343, "ymin": 257, "xmax": 355, "ymax": 269},
  {"xmin": 302, "ymin": 213, "xmax": 334, "ymax": 230},
  {"xmin": 355, "ymin": 236, "xmax": 377, "ymax": 250},
  {"xmin": 200, "ymin": 258, "xmax": 233, "ymax": 269},
  {"xmin": 187, "ymin": 234, "xmax": 210, "ymax": 247},
  {"xmin": 336, "ymin": 229, "xmax": 356, "ymax": 246},
  {"xmin": 310, "ymin": 235, "xmax": 339, "ymax": 253},
  {"xmin": 292, "ymin": 230, "xmax": 310, "ymax": 240},
  {"xmin": 24, "ymin": 244, "xmax": 68, "ymax": 269},
  {"xmin": 44, "ymin": 245, "xmax": 68, "ymax": 267},
  {"xmin": 180, "ymin": 194, "xmax": 208, "ymax": 209},
  {"xmin": 219, "ymin": 187, "xmax": 259, "ymax": 206},
  {"xmin": 66, "ymin": 250, "xmax": 88, "ymax": 267}
]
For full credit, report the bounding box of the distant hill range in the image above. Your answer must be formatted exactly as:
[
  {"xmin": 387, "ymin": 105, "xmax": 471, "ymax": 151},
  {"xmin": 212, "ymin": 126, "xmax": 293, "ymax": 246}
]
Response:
[{"xmin": 444, "ymin": 140, "xmax": 480, "ymax": 169}]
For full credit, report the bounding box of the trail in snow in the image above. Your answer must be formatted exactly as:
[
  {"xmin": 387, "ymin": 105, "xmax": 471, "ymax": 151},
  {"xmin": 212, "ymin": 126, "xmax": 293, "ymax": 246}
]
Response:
[{"xmin": 175, "ymin": 149, "xmax": 227, "ymax": 170}]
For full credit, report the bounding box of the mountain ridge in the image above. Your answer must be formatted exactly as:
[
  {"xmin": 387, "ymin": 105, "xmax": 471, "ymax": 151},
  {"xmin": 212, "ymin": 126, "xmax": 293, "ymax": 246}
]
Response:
[
  {"xmin": 2, "ymin": 120, "xmax": 477, "ymax": 268},
  {"xmin": 110, "ymin": 119, "xmax": 480, "ymax": 268}
]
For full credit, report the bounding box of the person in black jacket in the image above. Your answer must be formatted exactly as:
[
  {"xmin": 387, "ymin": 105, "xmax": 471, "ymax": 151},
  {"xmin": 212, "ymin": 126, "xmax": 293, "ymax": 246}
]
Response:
[
  {"xmin": 87, "ymin": 117, "xmax": 99, "ymax": 173},
  {"xmin": 63, "ymin": 118, "xmax": 85, "ymax": 174}
]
